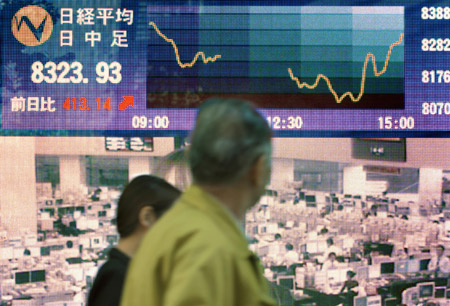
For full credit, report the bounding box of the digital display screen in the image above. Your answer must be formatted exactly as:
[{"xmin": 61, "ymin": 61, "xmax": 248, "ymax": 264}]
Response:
[
  {"xmin": 420, "ymin": 258, "xmax": 431, "ymax": 271},
  {"xmin": 278, "ymin": 277, "xmax": 295, "ymax": 290},
  {"xmin": 356, "ymin": 266, "xmax": 369, "ymax": 280},
  {"xmin": 305, "ymin": 195, "xmax": 316, "ymax": 202},
  {"xmin": 0, "ymin": 0, "xmax": 450, "ymax": 135},
  {"xmin": 407, "ymin": 259, "xmax": 420, "ymax": 274},
  {"xmin": 380, "ymin": 261, "xmax": 395, "ymax": 274},
  {"xmin": 2, "ymin": 1, "xmax": 450, "ymax": 306},
  {"xmin": 384, "ymin": 298, "xmax": 397, "ymax": 306},
  {"xmin": 395, "ymin": 261, "xmax": 408, "ymax": 274},
  {"xmin": 15, "ymin": 271, "xmax": 29, "ymax": 284},
  {"xmin": 435, "ymin": 287, "xmax": 446, "ymax": 299},
  {"xmin": 30, "ymin": 269, "xmax": 46, "ymax": 282},
  {"xmin": 419, "ymin": 283, "xmax": 434, "ymax": 298},
  {"xmin": 353, "ymin": 296, "xmax": 367, "ymax": 306}
]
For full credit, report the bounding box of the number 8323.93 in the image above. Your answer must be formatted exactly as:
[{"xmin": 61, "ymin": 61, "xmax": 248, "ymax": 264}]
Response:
[{"xmin": 31, "ymin": 61, "xmax": 122, "ymax": 84}]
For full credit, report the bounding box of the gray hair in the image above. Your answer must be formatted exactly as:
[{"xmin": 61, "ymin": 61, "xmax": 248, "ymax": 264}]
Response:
[{"xmin": 189, "ymin": 98, "xmax": 272, "ymax": 185}]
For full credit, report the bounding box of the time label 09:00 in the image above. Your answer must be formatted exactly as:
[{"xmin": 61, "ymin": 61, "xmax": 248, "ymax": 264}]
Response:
[
  {"xmin": 132, "ymin": 115, "xmax": 170, "ymax": 129},
  {"xmin": 31, "ymin": 61, "xmax": 122, "ymax": 84}
]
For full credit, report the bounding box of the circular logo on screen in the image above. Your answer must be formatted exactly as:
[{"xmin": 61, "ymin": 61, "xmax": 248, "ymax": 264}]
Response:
[{"xmin": 12, "ymin": 5, "xmax": 53, "ymax": 46}]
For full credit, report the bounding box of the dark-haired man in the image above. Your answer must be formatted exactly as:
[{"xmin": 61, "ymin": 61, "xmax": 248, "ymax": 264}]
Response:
[{"xmin": 429, "ymin": 244, "xmax": 450, "ymax": 278}]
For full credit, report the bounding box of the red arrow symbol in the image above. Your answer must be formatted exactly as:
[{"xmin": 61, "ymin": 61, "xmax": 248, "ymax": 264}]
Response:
[{"xmin": 118, "ymin": 96, "xmax": 134, "ymax": 111}]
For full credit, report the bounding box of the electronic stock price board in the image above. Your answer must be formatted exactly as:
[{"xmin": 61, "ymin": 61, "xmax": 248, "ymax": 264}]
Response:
[{"xmin": 0, "ymin": 0, "xmax": 449, "ymax": 136}]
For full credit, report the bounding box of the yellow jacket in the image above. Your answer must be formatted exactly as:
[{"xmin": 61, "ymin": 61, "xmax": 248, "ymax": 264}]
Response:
[{"xmin": 121, "ymin": 184, "xmax": 275, "ymax": 306}]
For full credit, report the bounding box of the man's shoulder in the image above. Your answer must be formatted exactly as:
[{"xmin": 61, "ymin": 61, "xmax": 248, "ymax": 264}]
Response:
[{"xmin": 142, "ymin": 199, "xmax": 230, "ymax": 252}]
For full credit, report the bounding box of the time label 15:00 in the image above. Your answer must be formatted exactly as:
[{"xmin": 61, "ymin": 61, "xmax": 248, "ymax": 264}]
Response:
[
  {"xmin": 132, "ymin": 115, "xmax": 170, "ymax": 129},
  {"xmin": 31, "ymin": 61, "xmax": 122, "ymax": 84},
  {"xmin": 378, "ymin": 116, "xmax": 415, "ymax": 130}
]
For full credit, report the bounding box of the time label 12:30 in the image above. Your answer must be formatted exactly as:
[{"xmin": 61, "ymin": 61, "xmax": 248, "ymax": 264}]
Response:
[{"xmin": 267, "ymin": 116, "xmax": 303, "ymax": 130}]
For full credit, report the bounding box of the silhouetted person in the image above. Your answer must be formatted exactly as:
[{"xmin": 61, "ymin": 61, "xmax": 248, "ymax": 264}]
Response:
[{"xmin": 88, "ymin": 175, "xmax": 181, "ymax": 306}]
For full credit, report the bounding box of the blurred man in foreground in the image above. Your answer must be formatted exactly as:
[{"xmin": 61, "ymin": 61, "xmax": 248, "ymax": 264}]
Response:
[{"xmin": 121, "ymin": 98, "xmax": 275, "ymax": 306}]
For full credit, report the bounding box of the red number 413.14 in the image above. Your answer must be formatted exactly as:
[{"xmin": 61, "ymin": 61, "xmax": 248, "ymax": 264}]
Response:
[{"xmin": 63, "ymin": 97, "xmax": 111, "ymax": 111}]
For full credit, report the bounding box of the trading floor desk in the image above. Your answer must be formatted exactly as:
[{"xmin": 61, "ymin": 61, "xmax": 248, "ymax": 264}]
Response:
[
  {"xmin": 377, "ymin": 274, "xmax": 449, "ymax": 305},
  {"xmin": 296, "ymin": 288, "xmax": 350, "ymax": 306},
  {"xmin": 295, "ymin": 274, "xmax": 450, "ymax": 306}
]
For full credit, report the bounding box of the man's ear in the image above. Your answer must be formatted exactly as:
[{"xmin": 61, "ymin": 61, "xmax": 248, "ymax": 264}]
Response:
[{"xmin": 138, "ymin": 206, "xmax": 157, "ymax": 229}]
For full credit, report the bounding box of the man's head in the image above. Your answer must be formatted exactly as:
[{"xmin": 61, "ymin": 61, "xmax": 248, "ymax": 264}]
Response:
[
  {"xmin": 189, "ymin": 98, "xmax": 272, "ymax": 211},
  {"xmin": 328, "ymin": 252, "xmax": 337, "ymax": 262},
  {"xmin": 346, "ymin": 270, "xmax": 356, "ymax": 280},
  {"xmin": 327, "ymin": 237, "xmax": 334, "ymax": 247},
  {"xmin": 436, "ymin": 245, "xmax": 445, "ymax": 257}
]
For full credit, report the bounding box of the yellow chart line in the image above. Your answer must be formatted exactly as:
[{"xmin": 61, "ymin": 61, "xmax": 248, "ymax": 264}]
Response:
[
  {"xmin": 288, "ymin": 33, "xmax": 404, "ymax": 103},
  {"xmin": 150, "ymin": 21, "xmax": 222, "ymax": 68}
]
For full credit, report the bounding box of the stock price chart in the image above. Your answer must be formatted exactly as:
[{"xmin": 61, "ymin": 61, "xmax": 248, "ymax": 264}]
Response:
[{"xmin": 0, "ymin": 1, "xmax": 448, "ymax": 134}]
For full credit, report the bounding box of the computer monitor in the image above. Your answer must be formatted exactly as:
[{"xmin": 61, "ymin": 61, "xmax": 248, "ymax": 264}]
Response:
[
  {"xmin": 40, "ymin": 246, "xmax": 50, "ymax": 256},
  {"xmin": 270, "ymin": 265, "xmax": 287, "ymax": 274},
  {"xmin": 384, "ymin": 297, "xmax": 397, "ymax": 306},
  {"xmin": 305, "ymin": 195, "xmax": 316, "ymax": 207},
  {"xmin": 436, "ymin": 278, "xmax": 447, "ymax": 287},
  {"xmin": 354, "ymin": 195, "xmax": 362, "ymax": 199},
  {"xmin": 277, "ymin": 275, "xmax": 295, "ymax": 290},
  {"xmin": 357, "ymin": 266, "xmax": 369, "ymax": 280},
  {"xmin": 15, "ymin": 271, "xmax": 30, "ymax": 284},
  {"xmin": 380, "ymin": 262, "xmax": 395, "ymax": 274},
  {"xmin": 367, "ymin": 295, "xmax": 382, "ymax": 305},
  {"xmin": 419, "ymin": 258, "xmax": 431, "ymax": 271},
  {"xmin": 353, "ymin": 296, "xmax": 367, "ymax": 306},
  {"xmin": 299, "ymin": 191, "xmax": 305, "ymax": 200},
  {"xmin": 332, "ymin": 197, "xmax": 339, "ymax": 204},
  {"xmin": 435, "ymin": 286, "xmax": 446, "ymax": 298},
  {"xmin": 395, "ymin": 261, "xmax": 408, "ymax": 274},
  {"xmin": 369, "ymin": 264, "xmax": 381, "ymax": 279},
  {"xmin": 418, "ymin": 282, "xmax": 435, "ymax": 300},
  {"xmin": 402, "ymin": 286, "xmax": 419, "ymax": 305},
  {"xmin": 407, "ymin": 259, "xmax": 420, "ymax": 274},
  {"xmin": 30, "ymin": 270, "xmax": 46, "ymax": 282}
]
